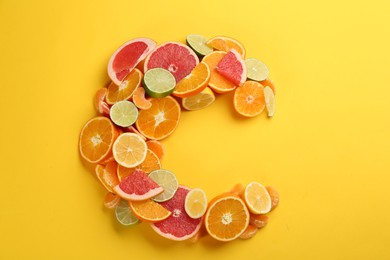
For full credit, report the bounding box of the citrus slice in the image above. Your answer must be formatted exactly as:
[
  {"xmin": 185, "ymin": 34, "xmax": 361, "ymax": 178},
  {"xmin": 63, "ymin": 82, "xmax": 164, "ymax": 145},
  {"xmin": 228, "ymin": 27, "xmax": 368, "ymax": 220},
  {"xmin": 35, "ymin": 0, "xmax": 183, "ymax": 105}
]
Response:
[
  {"xmin": 148, "ymin": 169, "xmax": 178, "ymax": 202},
  {"xmin": 104, "ymin": 192, "xmax": 121, "ymax": 209},
  {"xmin": 264, "ymin": 86, "xmax": 275, "ymax": 117},
  {"xmin": 109, "ymin": 100, "xmax": 138, "ymax": 127},
  {"xmin": 135, "ymin": 96, "xmax": 181, "ymax": 140},
  {"xmin": 249, "ymin": 213, "xmax": 269, "ymax": 228},
  {"xmin": 144, "ymin": 42, "xmax": 199, "ymax": 82},
  {"xmin": 151, "ymin": 186, "xmax": 203, "ymax": 241},
  {"xmin": 129, "ymin": 199, "xmax": 171, "ymax": 223},
  {"xmin": 202, "ymin": 51, "xmax": 236, "ymax": 93},
  {"xmin": 115, "ymin": 198, "xmax": 139, "ymax": 226},
  {"xmin": 243, "ymin": 182, "xmax": 272, "ymax": 214},
  {"xmin": 142, "ymin": 68, "xmax": 176, "ymax": 98},
  {"xmin": 260, "ymin": 78, "xmax": 276, "ymax": 95},
  {"xmin": 172, "ymin": 62, "xmax": 210, "ymax": 98},
  {"xmin": 117, "ymin": 149, "xmax": 161, "ymax": 181},
  {"xmin": 184, "ymin": 188, "xmax": 208, "ymax": 219},
  {"xmin": 216, "ymin": 49, "xmax": 247, "ymax": 86},
  {"xmin": 95, "ymin": 161, "xmax": 119, "ymax": 193},
  {"xmin": 106, "ymin": 68, "xmax": 142, "ymax": 105},
  {"xmin": 206, "ymin": 36, "xmax": 246, "ymax": 58},
  {"xmin": 114, "ymin": 169, "xmax": 164, "ymax": 201},
  {"xmin": 186, "ymin": 34, "xmax": 213, "ymax": 57},
  {"xmin": 205, "ymin": 195, "xmax": 250, "ymax": 242},
  {"xmin": 182, "ymin": 86, "xmax": 215, "ymax": 111},
  {"xmin": 233, "ymin": 81, "xmax": 265, "ymax": 117},
  {"xmin": 112, "ymin": 132, "xmax": 147, "ymax": 168},
  {"xmin": 266, "ymin": 186, "xmax": 280, "ymax": 210},
  {"xmin": 79, "ymin": 116, "xmax": 118, "ymax": 164},
  {"xmin": 108, "ymin": 38, "xmax": 156, "ymax": 85},
  {"xmin": 132, "ymin": 86, "xmax": 152, "ymax": 110},
  {"xmin": 245, "ymin": 58, "xmax": 269, "ymax": 81},
  {"xmin": 94, "ymin": 87, "xmax": 110, "ymax": 115},
  {"xmin": 146, "ymin": 140, "xmax": 165, "ymax": 161},
  {"xmin": 239, "ymin": 224, "xmax": 258, "ymax": 240}
]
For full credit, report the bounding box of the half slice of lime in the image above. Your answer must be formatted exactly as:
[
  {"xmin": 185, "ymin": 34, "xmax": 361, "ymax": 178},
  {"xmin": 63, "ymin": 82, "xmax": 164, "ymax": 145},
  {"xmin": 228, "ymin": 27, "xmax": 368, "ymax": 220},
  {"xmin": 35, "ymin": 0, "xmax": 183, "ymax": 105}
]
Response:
[
  {"xmin": 264, "ymin": 86, "xmax": 275, "ymax": 117},
  {"xmin": 186, "ymin": 34, "xmax": 213, "ymax": 57},
  {"xmin": 245, "ymin": 58, "xmax": 269, "ymax": 81},
  {"xmin": 109, "ymin": 100, "xmax": 138, "ymax": 127},
  {"xmin": 143, "ymin": 68, "xmax": 176, "ymax": 98},
  {"xmin": 115, "ymin": 199, "xmax": 139, "ymax": 226}
]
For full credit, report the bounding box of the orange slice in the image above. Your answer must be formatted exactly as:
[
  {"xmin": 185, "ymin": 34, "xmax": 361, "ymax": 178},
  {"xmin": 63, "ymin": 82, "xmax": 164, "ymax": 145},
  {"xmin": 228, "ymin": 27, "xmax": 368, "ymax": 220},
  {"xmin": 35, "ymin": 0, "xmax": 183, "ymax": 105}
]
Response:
[
  {"xmin": 79, "ymin": 116, "xmax": 118, "ymax": 164},
  {"xmin": 129, "ymin": 199, "xmax": 171, "ymax": 223},
  {"xmin": 135, "ymin": 96, "xmax": 181, "ymax": 140},
  {"xmin": 146, "ymin": 140, "xmax": 165, "ymax": 161},
  {"xmin": 206, "ymin": 36, "xmax": 246, "ymax": 58},
  {"xmin": 233, "ymin": 81, "xmax": 265, "ymax": 117},
  {"xmin": 202, "ymin": 51, "xmax": 236, "ymax": 93},
  {"xmin": 243, "ymin": 182, "xmax": 272, "ymax": 214},
  {"xmin": 112, "ymin": 133, "xmax": 147, "ymax": 168},
  {"xmin": 205, "ymin": 195, "xmax": 250, "ymax": 242},
  {"xmin": 106, "ymin": 68, "xmax": 142, "ymax": 105},
  {"xmin": 103, "ymin": 192, "xmax": 121, "ymax": 209},
  {"xmin": 132, "ymin": 86, "xmax": 152, "ymax": 110},
  {"xmin": 95, "ymin": 161, "xmax": 120, "ymax": 193},
  {"xmin": 172, "ymin": 62, "xmax": 210, "ymax": 98},
  {"xmin": 117, "ymin": 149, "xmax": 161, "ymax": 181}
]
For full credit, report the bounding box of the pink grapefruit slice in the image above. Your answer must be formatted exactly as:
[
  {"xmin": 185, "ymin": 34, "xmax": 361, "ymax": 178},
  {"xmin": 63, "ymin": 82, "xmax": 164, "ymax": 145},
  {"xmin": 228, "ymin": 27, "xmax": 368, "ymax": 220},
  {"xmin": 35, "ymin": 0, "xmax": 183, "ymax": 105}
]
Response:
[
  {"xmin": 151, "ymin": 186, "xmax": 202, "ymax": 241},
  {"xmin": 144, "ymin": 42, "xmax": 199, "ymax": 82},
  {"xmin": 108, "ymin": 38, "xmax": 156, "ymax": 86},
  {"xmin": 113, "ymin": 169, "xmax": 163, "ymax": 201},
  {"xmin": 216, "ymin": 49, "xmax": 247, "ymax": 87}
]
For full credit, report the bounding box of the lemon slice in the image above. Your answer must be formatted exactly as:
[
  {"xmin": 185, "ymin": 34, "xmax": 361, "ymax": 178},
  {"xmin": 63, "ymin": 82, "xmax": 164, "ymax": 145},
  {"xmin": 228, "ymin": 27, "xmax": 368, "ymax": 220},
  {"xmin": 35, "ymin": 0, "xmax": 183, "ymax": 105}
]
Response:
[
  {"xmin": 243, "ymin": 182, "xmax": 272, "ymax": 214},
  {"xmin": 264, "ymin": 86, "xmax": 275, "ymax": 117},
  {"xmin": 182, "ymin": 87, "xmax": 215, "ymax": 110},
  {"xmin": 184, "ymin": 188, "xmax": 208, "ymax": 219}
]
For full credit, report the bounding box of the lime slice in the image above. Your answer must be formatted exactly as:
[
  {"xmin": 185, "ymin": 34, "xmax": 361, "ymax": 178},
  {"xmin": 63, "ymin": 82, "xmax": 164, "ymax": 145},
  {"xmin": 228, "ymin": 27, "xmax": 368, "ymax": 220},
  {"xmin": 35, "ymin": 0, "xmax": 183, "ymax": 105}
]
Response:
[
  {"xmin": 186, "ymin": 34, "xmax": 213, "ymax": 57},
  {"xmin": 182, "ymin": 87, "xmax": 215, "ymax": 111},
  {"xmin": 143, "ymin": 68, "xmax": 176, "ymax": 98},
  {"xmin": 148, "ymin": 169, "xmax": 178, "ymax": 202},
  {"xmin": 115, "ymin": 199, "xmax": 139, "ymax": 226},
  {"xmin": 264, "ymin": 86, "xmax": 275, "ymax": 117},
  {"xmin": 109, "ymin": 100, "xmax": 138, "ymax": 127},
  {"xmin": 245, "ymin": 58, "xmax": 269, "ymax": 81}
]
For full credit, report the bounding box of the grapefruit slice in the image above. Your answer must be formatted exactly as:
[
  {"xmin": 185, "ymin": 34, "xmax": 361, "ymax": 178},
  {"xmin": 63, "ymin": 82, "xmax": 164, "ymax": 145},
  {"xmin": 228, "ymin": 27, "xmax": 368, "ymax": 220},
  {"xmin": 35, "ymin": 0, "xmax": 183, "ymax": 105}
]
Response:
[
  {"xmin": 216, "ymin": 49, "xmax": 247, "ymax": 87},
  {"xmin": 151, "ymin": 186, "xmax": 202, "ymax": 241},
  {"xmin": 113, "ymin": 169, "xmax": 164, "ymax": 201},
  {"xmin": 144, "ymin": 42, "xmax": 199, "ymax": 82},
  {"xmin": 108, "ymin": 38, "xmax": 156, "ymax": 86}
]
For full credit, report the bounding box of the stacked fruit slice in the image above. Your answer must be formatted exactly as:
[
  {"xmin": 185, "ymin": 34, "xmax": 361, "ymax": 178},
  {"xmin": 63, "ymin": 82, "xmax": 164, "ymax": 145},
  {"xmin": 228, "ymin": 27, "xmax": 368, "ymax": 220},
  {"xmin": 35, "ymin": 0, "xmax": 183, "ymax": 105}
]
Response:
[{"xmin": 79, "ymin": 35, "xmax": 279, "ymax": 242}]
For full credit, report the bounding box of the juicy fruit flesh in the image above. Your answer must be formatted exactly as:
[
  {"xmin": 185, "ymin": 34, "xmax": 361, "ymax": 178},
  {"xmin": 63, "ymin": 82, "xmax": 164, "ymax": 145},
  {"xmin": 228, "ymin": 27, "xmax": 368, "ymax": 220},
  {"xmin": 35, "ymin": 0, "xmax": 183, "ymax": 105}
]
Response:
[
  {"xmin": 113, "ymin": 42, "xmax": 149, "ymax": 82},
  {"xmin": 216, "ymin": 50, "xmax": 246, "ymax": 86},
  {"xmin": 118, "ymin": 170, "xmax": 161, "ymax": 196},
  {"xmin": 145, "ymin": 43, "xmax": 199, "ymax": 82}
]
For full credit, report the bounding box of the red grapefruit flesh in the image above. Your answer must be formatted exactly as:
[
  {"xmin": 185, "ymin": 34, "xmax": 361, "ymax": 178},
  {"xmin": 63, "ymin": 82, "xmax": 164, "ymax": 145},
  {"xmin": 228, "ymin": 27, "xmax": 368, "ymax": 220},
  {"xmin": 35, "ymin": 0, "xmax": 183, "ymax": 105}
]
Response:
[
  {"xmin": 151, "ymin": 186, "xmax": 202, "ymax": 241},
  {"xmin": 108, "ymin": 38, "xmax": 156, "ymax": 85},
  {"xmin": 144, "ymin": 42, "xmax": 199, "ymax": 82},
  {"xmin": 216, "ymin": 49, "xmax": 247, "ymax": 86},
  {"xmin": 113, "ymin": 169, "xmax": 163, "ymax": 201}
]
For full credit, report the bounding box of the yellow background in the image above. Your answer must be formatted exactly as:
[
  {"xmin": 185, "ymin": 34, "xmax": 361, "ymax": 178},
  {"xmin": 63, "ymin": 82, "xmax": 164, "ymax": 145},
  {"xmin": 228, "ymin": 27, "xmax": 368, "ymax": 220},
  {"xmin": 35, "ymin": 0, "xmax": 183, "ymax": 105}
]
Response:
[{"xmin": 1, "ymin": 0, "xmax": 389, "ymax": 259}]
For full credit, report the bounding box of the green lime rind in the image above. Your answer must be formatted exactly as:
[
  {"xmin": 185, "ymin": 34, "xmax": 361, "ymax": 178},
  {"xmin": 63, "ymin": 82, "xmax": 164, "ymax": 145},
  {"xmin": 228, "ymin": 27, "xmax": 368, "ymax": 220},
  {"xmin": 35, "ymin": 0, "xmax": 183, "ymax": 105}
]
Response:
[
  {"xmin": 148, "ymin": 169, "xmax": 178, "ymax": 202},
  {"xmin": 186, "ymin": 34, "xmax": 213, "ymax": 57},
  {"xmin": 109, "ymin": 100, "xmax": 138, "ymax": 127},
  {"xmin": 264, "ymin": 86, "xmax": 275, "ymax": 117},
  {"xmin": 245, "ymin": 58, "xmax": 269, "ymax": 81},
  {"xmin": 115, "ymin": 199, "xmax": 140, "ymax": 226},
  {"xmin": 143, "ymin": 68, "xmax": 176, "ymax": 98}
]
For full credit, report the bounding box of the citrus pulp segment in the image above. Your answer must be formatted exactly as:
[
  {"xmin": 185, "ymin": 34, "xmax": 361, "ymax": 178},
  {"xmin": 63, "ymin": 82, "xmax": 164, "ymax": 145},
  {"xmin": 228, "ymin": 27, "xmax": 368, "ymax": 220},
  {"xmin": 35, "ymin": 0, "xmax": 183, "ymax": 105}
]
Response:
[
  {"xmin": 115, "ymin": 198, "xmax": 139, "ymax": 226},
  {"xmin": 132, "ymin": 86, "xmax": 152, "ymax": 110},
  {"xmin": 264, "ymin": 86, "xmax": 275, "ymax": 117},
  {"xmin": 181, "ymin": 86, "xmax": 215, "ymax": 111},
  {"xmin": 135, "ymin": 96, "xmax": 181, "ymax": 140},
  {"xmin": 94, "ymin": 87, "xmax": 109, "ymax": 115},
  {"xmin": 112, "ymin": 132, "xmax": 147, "ymax": 168},
  {"xmin": 249, "ymin": 213, "xmax": 269, "ymax": 228},
  {"xmin": 239, "ymin": 224, "xmax": 258, "ymax": 240},
  {"xmin": 104, "ymin": 192, "xmax": 121, "ymax": 209},
  {"xmin": 95, "ymin": 161, "xmax": 119, "ymax": 193},
  {"xmin": 106, "ymin": 68, "xmax": 142, "ymax": 105},
  {"xmin": 129, "ymin": 199, "xmax": 171, "ymax": 222},
  {"xmin": 233, "ymin": 81, "xmax": 265, "ymax": 117},
  {"xmin": 148, "ymin": 169, "xmax": 178, "ymax": 202},
  {"xmin": 243, "ymin": 182, "xmax": 272, "ymax": 214},
  {"xmin": 260, "ymin": 78, "xmax": 276, "ymax": 95},
  {"xmin": 79, "ymin": 116, "xmax": 118, "ymax": 164},
  {"xmin": 109, "ymin": 100, "xmax": 138, "ymax": 127},
  {"xmin": 184, "ymin": 188, "xmax": 208, "ymax": 219},
  {"xmin": 142, "ymin": 68, "xmax": 176, "ymax": 98},
  {"xmin": 245, "ymin": 58, "xmax": 269, "ymax": 81},
  {"xmin": 144, "ymin": 42, "xmax": 199, "ymax": 82},
  {"xmin": 108, "ymin": 38, "xmax": 156, "ymax": 85},
  {"xmin": 206, "ymin": 36, "xmax": 246, "ymax": 58},
  {"xmin": 266, "ymin": 186, "xmax": 280, "ymax": 210},
  {"xmin": 186, "ymin": 34, "xmax": 213, "ymax": 57}
]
